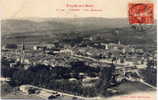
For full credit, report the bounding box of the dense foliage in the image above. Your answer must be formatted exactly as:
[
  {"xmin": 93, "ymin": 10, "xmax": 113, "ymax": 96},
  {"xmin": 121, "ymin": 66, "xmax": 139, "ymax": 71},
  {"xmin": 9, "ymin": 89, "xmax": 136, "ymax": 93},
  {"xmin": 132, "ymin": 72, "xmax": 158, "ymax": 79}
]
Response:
[{"xmin": 2, "ymin": 59, "xmax": 103, "ymax": 97}]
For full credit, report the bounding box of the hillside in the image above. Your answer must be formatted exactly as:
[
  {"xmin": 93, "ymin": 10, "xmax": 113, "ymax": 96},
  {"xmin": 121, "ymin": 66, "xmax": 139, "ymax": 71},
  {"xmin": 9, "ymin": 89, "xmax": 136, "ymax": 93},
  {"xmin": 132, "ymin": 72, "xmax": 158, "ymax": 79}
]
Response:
[
  {"xmin": 1, "ymin": 18, "xmax": 130, "ymax": 35},
  {"xmin": 1, "ymin": 18, "xmax": 156, "ymax": 45}
]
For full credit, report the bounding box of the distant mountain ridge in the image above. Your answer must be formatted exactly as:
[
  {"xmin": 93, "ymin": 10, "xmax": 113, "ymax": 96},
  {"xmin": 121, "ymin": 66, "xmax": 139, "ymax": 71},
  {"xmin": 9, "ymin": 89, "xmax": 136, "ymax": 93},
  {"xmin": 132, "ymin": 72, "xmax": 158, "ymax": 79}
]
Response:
[
  {"xmin": 1, "ymin": 18, "xmax": 156, "ymax": 45},
  {"xmin": 1, "ymin": 18, "xmax": 130, "ymax": 35}
]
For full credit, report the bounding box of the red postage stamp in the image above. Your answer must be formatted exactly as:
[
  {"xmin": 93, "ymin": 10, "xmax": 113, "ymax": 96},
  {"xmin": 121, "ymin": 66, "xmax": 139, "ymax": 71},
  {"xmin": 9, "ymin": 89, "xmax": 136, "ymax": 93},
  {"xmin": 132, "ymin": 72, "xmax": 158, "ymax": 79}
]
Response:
[{"xmin": 128, "ymin": 3, "xmax": 154, "ymax": 24}]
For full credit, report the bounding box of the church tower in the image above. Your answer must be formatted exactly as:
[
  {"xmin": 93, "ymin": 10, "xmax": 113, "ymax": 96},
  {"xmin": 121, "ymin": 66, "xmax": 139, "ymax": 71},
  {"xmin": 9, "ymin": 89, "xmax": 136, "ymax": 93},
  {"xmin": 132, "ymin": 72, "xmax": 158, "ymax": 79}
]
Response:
[{"xmin": 20, "ymin": 41, "xmax": 25, "ymax": 64}]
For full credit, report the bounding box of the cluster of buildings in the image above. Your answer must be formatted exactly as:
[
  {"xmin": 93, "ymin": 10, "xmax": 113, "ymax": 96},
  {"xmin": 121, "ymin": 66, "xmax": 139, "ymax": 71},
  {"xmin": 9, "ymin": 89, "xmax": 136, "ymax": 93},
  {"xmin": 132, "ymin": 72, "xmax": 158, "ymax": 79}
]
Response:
[
  {"xmin": 1, "ymin": 37, "xmax": 157, "ymax": 99},
  {"xmin": 2, "ymin": 40, "xmax": 156, "ymax": 71},
  {"xmin": 1, "ymin": 40, "xmax": 156, "ymax": 88}
]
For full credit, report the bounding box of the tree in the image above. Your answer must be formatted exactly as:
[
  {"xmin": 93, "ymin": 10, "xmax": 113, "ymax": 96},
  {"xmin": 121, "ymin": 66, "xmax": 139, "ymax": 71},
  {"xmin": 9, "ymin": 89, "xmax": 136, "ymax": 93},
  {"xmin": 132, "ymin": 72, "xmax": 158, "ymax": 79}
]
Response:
[{"xmin": 96, "ymin": 64, "xmax": 116, "ymax": 95}]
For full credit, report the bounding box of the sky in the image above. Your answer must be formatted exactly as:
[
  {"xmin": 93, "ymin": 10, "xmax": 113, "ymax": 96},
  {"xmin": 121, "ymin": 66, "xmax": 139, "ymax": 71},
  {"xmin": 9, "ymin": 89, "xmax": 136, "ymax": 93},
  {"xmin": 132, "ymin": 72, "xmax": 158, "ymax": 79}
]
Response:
[{"xmin": 0, "ymin": 0, "xmax": 156, "ymax": 19}]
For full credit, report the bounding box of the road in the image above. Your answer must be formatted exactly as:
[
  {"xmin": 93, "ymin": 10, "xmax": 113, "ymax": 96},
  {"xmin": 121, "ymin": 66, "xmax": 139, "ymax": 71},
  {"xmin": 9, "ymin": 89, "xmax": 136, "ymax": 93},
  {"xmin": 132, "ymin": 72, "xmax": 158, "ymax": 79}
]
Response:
[
  {"xmin": 17, "ymin": 79, "xmax": 156, "ymax": 100},
  {"xmin": 72, "ymin": 54, "xmax": 147, "ymax": 69}
]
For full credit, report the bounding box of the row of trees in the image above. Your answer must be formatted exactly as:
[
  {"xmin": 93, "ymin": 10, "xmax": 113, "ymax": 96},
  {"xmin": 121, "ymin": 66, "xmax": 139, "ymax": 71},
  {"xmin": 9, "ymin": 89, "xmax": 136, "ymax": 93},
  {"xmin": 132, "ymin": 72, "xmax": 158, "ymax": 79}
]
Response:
[{"xmin": 2, "ymin": 58, "xmax": 115, "ymax": 97}]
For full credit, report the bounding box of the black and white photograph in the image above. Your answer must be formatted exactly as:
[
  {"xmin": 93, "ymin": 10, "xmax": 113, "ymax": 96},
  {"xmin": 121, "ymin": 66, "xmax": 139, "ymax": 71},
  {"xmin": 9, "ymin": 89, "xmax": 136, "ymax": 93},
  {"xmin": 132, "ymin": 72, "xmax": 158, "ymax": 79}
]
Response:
[{"xmin": 0, "ymin": 0, "xmax": 157, "ymax": 100}]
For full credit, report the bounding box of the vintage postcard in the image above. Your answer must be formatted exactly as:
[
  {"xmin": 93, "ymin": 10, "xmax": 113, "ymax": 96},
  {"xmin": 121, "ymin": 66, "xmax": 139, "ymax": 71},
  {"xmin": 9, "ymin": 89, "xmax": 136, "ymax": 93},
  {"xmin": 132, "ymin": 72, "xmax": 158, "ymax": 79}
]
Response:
[{"xmin": 0, "ymin": 0, "xmax": 157, "ymax": 100}]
